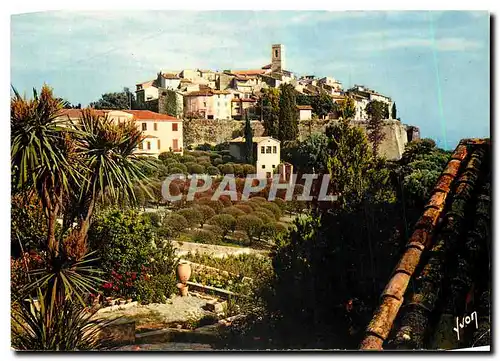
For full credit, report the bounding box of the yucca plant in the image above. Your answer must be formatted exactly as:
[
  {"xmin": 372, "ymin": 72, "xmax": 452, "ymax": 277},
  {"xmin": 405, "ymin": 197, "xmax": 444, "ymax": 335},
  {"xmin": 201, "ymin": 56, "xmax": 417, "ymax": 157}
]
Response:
[
  {"xmin": 11, "ymin": 85, "xmax": 147, "ymax": 349},
  {"xmin": 11, "ymin": 288, "xmax": 113, "ymax": 351}
]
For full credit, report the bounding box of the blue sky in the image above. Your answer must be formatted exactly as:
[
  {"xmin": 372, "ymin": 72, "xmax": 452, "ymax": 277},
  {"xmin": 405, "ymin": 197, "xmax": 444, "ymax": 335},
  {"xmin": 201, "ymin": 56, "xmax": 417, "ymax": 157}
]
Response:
[{"xmin": 11, "ymin": 10, "xmax": 489, "ymax": 149}]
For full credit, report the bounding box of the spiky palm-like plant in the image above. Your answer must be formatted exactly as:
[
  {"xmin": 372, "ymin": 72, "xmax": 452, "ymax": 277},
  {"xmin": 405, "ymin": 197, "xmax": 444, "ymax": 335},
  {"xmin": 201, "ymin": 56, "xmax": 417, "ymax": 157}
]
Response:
[
  {"xmin": 11, "ymin": 289, "xmax": 113, "ymax": 351},
  {"xmin": 11, "ymin": 85, "xmax": 147, "ymax": 350}
]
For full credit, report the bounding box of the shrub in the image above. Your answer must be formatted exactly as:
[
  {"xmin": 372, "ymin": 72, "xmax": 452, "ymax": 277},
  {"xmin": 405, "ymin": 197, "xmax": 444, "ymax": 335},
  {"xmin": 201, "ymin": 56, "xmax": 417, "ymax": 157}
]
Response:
[
  {"xmin": 246, "ymin": 201, "xmax": 262, "ymax": 211},
  {"xmin": 11, "ymin": 295, "xmax": 112, "ymax": 351},
  {"xmin": 155, "ymin": 164, "xmax": 169, "ymax": 178},
  {"xmin": 196, "ymin": 143, "xmax": 213, "ymax": 151},
  {"xmin": 195, "ymin": 205, "xmax": 216, "ymax": 227},
  {"xmin": 273, "ymin": 198, "xmax": 286, "ymax": 210},
  {"xmin": 195, "ymin": 197, "xmax": 224, "ymax": 213},
  {"xmin": 218, "ymin": 164, "xmax": 234, "ymax": 175},
  {"xmin": 191, "ymin": 229, "xmax": 219, "ymax": 245},
  {"xmin": 135, "ymin": 273, "xmax": 177, "ymax": 304},
  {"xmin": 180, "ymin": 155, "xmax": 196, "ymax": 163},
  {"xmin": 252, "ymin": 207, "xmax": 275, "ymax": 221},
  {"xmin": 258, "ymin": 202, "xmax": 282, "ymax": 220},
  {"xmin": 252, "ymin": 211, "xmax": 273, "ymax": 224},
  {"xmin": 197, "ymin": 156, "xmax": 211, "ymax": 164},
  {"xmin": 178, "ymin": 208, "xmax": 203, "ymax": 228},
  {"xmin": 219, "ymin": 195, "xmax": 233, "ymax": 207},
  {"xmin": 185, "ymin": 162, "xmax": 205, "ymax": 174},
  {"xmin": 221, "ymin": 206, "xmax": 246, "ymax": 218},
  {"xmin": 243, "ymin": 164, "xmax": 257, "ymax": 176},
  {"xmin": 207, "ymin": 166, "xmax": 220, "ymax": 176},
  {"xmin": 234, "ymin": 204, "xmax": 253, "ymax": 214},
  {"xmin": 213, "ymin": 158, "xmax": 223, "ymax": 166},
  {"xmin": 236, "ymin": 215, "xmax": 263, "ymax": 243},
  {"xmin": 222, "ymin": 155, "xmax": 233, "ymax": 163},
  {"xmin": 11, "ymin": 195, "xmax": 47, "ymax": 257},
  {"xmin": 141, "ymin": 211, "xmax": 162, "ymax": 228},
  {"xmin": 159, "ymin": 213, "xmax": 189, "ymax": 238},
  {"xmin": 233, "ymin": 164, "xmax": 244, "ymax": 176},
  {"xmin": 88, "ymin": 209, "xmax": 154, "ymax": 276},
  {"xmin": 249, "ymin": 196, "xmax": 268, "ymax": 204},
  {"xmin": 208, "ymin": 214, "xmax": 237, "ymax": 240},
  {"xmin": 168, "ymin": 162, "xmax": 188, "ymax": 173}
]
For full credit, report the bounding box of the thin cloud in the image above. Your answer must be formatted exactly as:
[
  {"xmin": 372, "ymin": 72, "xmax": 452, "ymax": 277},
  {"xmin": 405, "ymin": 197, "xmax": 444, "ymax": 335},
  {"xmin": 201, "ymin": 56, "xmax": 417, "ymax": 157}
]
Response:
[{"xmin": 356, "ymin": 37, "xmax": 484, "ymax": 52}]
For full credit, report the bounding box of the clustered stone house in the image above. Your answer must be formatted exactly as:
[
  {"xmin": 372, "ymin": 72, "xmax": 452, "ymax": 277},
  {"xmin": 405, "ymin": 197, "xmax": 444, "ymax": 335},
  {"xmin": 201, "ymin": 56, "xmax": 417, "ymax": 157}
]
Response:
[
  {"xmin": 134, "ymin": 44, "xmax": 395, "ymax": 122},
  {"xmin": 58, "ymin": 109, "xmax": 184, "ymax": 157}
]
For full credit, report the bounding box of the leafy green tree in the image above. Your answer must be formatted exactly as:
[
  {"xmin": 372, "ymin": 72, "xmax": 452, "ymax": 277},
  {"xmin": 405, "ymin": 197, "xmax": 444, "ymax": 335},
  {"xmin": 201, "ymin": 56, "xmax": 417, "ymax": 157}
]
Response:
[
  {"xmin": 89, "ymin": 209, "xmax": 154, "ymax": 276},
  {"xmin": 278, "ymin": 83, "xmax": 299, "ymax": 141},
  {"xmin": 365, "ymin": 100, "xmax": 389, "ymax": 157},
  {"xmin": 90, "ymin": 87, "xmax": 135, "ymax": 110},
  {"xmin": 159, "ymin": 213, "xmax": 189, "ymax": 238},
  {"xmin": 288, "ymin": 133, "xmax": 329, "ymax": 173},
  {"xmin": 338, "ymin": 96, "xmax": 356, "ymax": 120},
  {"xmin": 179, "ymin": 208, "xmax": 203, "ymax": 228},
  {"xmin": 195, "ymin": 205, "xmax": 216, "ymax": 228},
  {"xmin": 236, "ymin": 215, "xmax": 263, "ymax": 243},
  {"xmin": 311, "ymin": 91, "xmax": 335, "ymax": 119},
  {"xmin": 209, "ymin": 214, "xmax": 237, "ymax": 241},
  {"xmin": 258, "ymin": 88, "xmax": 280, "ymax": 138},
  {"xmin": 397, "ymin": 138, "xmax": 451, "ymax": 208},
  {"xmin": 244, "ymin": 111, "xmax": 254, "ymax": 164},
  {"xmin": 325, "ymin": 121, "xmax": 373, "ymax": 208},
  {"xmin": 296, "ymin": 93, "xmax": 312, "ymax": 106}
]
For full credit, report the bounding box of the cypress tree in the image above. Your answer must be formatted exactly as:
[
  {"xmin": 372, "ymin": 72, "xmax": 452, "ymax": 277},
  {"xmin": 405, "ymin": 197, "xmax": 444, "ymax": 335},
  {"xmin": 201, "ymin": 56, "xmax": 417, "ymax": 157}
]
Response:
[
  {"xmin": 244, "ymin": 110, "xmax": 254, "ymax": 164},
  {"xmin": 278, "ymin": 83, "xmax": 299, "ymax": 141},
  {"xmin": 391, "ymin": 102, "xmax": 397, "ymax": 120}
]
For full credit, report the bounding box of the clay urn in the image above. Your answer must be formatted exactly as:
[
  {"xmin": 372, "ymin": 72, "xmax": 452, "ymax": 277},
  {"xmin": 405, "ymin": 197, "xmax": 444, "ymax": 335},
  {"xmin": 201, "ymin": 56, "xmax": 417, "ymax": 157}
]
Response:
[
  {"xmin": 177, "ymin": 262, "xmax": 191, "ymax": 284},
  {"xmin": 177, "ymin": 282, "xmax": 189, "ymax": 297}
]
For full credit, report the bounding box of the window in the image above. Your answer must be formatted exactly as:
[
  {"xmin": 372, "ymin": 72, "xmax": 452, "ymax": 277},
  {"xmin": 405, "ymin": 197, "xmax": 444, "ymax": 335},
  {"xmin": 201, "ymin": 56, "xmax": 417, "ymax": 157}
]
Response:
[
  {"xmin": 262, "ymin": 165, "xmax": 265, "ymax": 169},
  {"xmin": 275, "ymin": 49, "xmax": 278, "ymax": 58},
  {"xmin": 266, "ymin": 146, "xmax": 272, "ymax": 154},
  {"xmin": 172, "ymin": 123, "xmax": 178, "ymax": 131},
  {"xmin": 146, "ymin": 141, "xmax": 151, "ymax": 150},
  {"xmin": 272, "ymin": 164, "xmax": 276, "ymax": 169},
  {"xmin": 172, "ymin": 139, "xmax": 178, "ymax": 150},
  {"xmin": 138, "ymin": 142, "xmax": 143, "ymax": 150},
  {"xmin": 272, "ymin": 146, "xmax": 277, "ymax": 154},
  {"xmin": 154, "ymin": 123, "xmax": 158, "ymax": 131},
  {"xmin": 203, "ymin": 102, "xmax": 207, "ymax": 107},
  {"xmin": 157, "ymin": 140, "xmax": 161, "ymax": 149},
  {"xmin": 142, "ymin": 123, "xmax": 147, "ymax": 131},
  {"xmin": 261, "ymin": 146, "xmax": 265, "ymax": 154}
]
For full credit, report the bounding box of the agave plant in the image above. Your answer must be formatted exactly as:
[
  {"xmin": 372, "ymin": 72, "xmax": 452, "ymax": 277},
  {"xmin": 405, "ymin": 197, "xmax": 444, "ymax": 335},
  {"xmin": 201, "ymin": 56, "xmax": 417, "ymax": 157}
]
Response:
[{"xmin": 11, "ymin": 288, "xmax": 114, "ymax": 351}]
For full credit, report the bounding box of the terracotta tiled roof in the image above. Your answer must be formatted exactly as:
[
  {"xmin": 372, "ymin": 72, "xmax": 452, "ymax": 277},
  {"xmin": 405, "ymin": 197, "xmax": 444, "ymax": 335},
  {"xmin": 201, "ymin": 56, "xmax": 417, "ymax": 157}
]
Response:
[
  {"xmin": 123, "ymin": 110, "xmax": 180, "ymax": 122},
  {"xmin": 58, "ymin": 109, "xmax": 180, "ymax": 122},
  {"xmin": 231, "ymin": 98, "xmax": 257, "ymax": 103},
  {"xmin": 161, "ymin": 73, "xmax": 180, "ymax": 79},
  {"xmin": 232, "ymin": 69, "xmax": 266, "ymax": 76},
  {"xmin": 359, "ymin": 139, "xmax": 491, "ymax": 351},
  {"xmin": 297, "ymin": 105, "xmax": 313, "ymax": 110},
  {"xmin": 58, "ymin": 109, "xmax": 107, "ymax": 118},
  {"xmin": 136, "ymin": 80, "xmax": 156, "ymax": 87},
  {"xmin": 184, "ymin": 90, "xmax": 213, "ymax": 97}
]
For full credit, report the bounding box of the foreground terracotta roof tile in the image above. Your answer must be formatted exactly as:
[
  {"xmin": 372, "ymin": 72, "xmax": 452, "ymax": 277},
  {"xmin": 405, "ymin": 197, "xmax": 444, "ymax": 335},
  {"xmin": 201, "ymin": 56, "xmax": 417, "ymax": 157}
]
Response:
[{"xmin": 359, "ymin": 139, "xmax": 491, "ymax": 350}]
